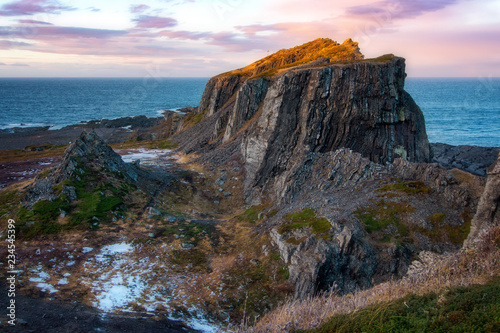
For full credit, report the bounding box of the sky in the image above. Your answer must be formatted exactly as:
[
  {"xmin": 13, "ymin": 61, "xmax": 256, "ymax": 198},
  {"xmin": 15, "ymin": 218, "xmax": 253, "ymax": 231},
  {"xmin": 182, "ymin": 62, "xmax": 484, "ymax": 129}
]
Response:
[{"xmin": 0, "ymin": 0, "xmax": 499, "ymax": 77}]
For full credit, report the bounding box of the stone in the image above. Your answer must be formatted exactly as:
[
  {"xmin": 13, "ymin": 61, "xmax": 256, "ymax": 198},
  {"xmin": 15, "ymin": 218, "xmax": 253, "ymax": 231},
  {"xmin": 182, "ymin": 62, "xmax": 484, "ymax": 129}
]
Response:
[{"xmin": 464, "ymin": 153, "xmax": 500, "ymax": 249}]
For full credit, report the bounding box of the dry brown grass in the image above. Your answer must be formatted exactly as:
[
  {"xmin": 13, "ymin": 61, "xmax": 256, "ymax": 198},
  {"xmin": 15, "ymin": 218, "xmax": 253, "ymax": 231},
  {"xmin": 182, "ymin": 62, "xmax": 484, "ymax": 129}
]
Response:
[
  {"xmin": 225, "ymin": 38, "xmax": 363, "ymax": 79},
  {"xmin": 244, "ymin": 226, "xmax": 500, "ymax": 332},
  {"xmin": 0, "ymin": 146, "xmax": 66, "ymax": 162}
]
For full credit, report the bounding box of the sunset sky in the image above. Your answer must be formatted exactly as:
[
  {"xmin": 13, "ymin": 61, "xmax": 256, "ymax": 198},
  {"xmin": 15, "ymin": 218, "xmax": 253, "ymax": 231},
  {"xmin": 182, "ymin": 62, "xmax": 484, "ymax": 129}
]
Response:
[{"xmin": 0, "ymin": 0, "xmax": 499, "ymax": 77}]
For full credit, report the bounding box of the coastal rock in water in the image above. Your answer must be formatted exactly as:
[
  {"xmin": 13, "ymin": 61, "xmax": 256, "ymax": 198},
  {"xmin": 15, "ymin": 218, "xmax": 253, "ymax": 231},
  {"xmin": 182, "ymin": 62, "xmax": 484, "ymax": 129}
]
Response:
[
  {"xmin": 431, "ymin": 143, "xmax": 500, "ymax": 177},
  {"xmin": 464, "ymin": 153, "xmax": 500, "ymax": 249}
]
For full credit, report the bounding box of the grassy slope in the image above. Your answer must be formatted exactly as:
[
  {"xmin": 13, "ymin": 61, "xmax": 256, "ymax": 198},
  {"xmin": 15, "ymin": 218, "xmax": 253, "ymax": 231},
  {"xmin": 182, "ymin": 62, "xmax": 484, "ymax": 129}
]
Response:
[
  {"xmin": 306, "ymin": 279, "xmax": 500, "ymax": 333},
  {"xmin": 246, "ymin": 226, "xmax": 500, "ymax": 332}
]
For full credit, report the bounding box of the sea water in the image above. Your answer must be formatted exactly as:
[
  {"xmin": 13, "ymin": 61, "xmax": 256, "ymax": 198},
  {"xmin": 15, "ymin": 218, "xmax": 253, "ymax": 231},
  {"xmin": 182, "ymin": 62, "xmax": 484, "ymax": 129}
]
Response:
[
  {"xmin": 405, "ymin": 78, "xmax": 500, "ymax": 147},
  {"xmin": 0, "ymin": 77, "xmax": 498, "ymax": 147},
  {"xmin": 0, "ymin": 77, "xmax": 207, "ymax": 130}
]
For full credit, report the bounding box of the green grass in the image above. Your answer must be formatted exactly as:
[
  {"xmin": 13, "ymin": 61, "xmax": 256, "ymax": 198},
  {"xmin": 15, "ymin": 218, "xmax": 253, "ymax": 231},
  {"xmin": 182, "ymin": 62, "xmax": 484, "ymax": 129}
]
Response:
[
  {"xmin": 278, "ymin": 208, "xmax": 331, "ymax": 238},
  {"xmin": 416, "ymin": 213, "xmax": 472, "ymax": 246},
  {"xmin": 16, "ymin": 196, "xmax": 73, "ymax": 238},
  {"xmin": 15, "ymin": 158, "xmax": 134, "ymax": 237},
  {"xmin": 377, "ymin": 179, "xmax": 432, "ymax": 195},
  {"xmin": 238, "ymin": 205, "xmax": 266, "ymax": 224},
  {"xmin": 0, "ymin": 190, "xmax": 20, "ymax": 217},
  {"xmin": 355, "ymin": 200, "xmax": 413, "ymax": 236},
  {"xmin": 304, "ymin": 278, "xmax": 500, "ymax": 333},
  {"xmin": 154, "ymin": 139, "xmax": 178, "ymax": 149}
]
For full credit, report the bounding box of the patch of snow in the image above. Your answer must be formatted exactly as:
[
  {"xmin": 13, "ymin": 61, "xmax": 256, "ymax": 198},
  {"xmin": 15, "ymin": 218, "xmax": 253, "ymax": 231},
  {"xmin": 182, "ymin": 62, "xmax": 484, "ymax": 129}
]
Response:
[
  {"xmin": 58, "ymin": 278, "xmax": 69, "ymax": 285},
  {"xmin": 96, "ymin": 274, "xmax": 147, "ymax": 312},
  {"xmin": 96, "ymin": 242, "xmax": 133, "ymax": 263},
  {"xmin": 66, "ymin": 261, "xmax": 76, "ymax": 266},
  {"xmin": 118, "ymin": 148, "xmax": 173, "ymax": 165},
  {"xmin": 185, "ymin": 316, "xmax": 219, "ymax": 333},
  {"xmin": 29, "ymin": 265, "xmax": 58, "ymax": 293},
  {"xmin": 82, "ymin": 247, "xmax": 94, "ymax": 254},
  {"xmin": 36, "ymin": 283, "xmax": 58, "ymax": 293}
]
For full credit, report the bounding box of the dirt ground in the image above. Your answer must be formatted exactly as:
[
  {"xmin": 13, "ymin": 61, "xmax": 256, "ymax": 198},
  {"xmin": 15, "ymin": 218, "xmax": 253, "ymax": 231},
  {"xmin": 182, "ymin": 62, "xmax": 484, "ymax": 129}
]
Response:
[
  {"xmin": 0, "ymin": 127, "xmax": 134, "ymax": 150},
  {"xmin": 0, "ymin": 281, "xmax": 196, "ymax": 332}
]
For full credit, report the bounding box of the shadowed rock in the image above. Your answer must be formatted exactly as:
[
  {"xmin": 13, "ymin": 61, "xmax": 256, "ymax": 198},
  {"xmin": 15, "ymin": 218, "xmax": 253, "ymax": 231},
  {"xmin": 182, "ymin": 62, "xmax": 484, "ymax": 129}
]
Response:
[
  {"xmin": 23, "ymin": 130, "xmax": 139, "ymax": 207},
  {"xmin": 464, "ymin": 153, "xmax": 500, "ymax": 249}
]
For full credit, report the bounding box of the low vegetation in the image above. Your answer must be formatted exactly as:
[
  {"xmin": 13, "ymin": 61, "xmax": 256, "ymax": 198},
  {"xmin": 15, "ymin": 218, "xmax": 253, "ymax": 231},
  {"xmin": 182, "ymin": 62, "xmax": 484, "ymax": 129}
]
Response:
[
  {"xmin": 376, "ymin": 179, "xmax": 432, "ymax": 195},
  {"xmin": 278, "ymin": 208, "xmax": 332, "ymax": 239},
  {"xmin": 306, "ymin": 278, "xmax": 500, "ymax": 333},
  {"xmin": 355, "ymin": 199, "xmax": 413, "ymax": 243},
  {"xmin": 245, "ymin": 226, "xmax": 500, "ymax": 332},
  {"xmin": 225, "ymin": 38, "xmax": 363, "ymax": 79},
  {"xmin": 0, "ymin": 145, "xmax": 66, "ymax": 162}
]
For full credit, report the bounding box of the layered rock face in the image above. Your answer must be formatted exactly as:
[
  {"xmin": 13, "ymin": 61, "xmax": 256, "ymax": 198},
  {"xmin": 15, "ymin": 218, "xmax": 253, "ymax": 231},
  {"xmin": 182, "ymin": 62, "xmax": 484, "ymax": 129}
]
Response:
[
  {"xmin": 172, "ymin": 38, "xmax": 483, "ymax": 300},
  {"xmin": 195, "ymin": 40, "xmax": 431, "ymax": 202},
  {"xmin": 464, "ymin": 153, "xmax": 500, "ymax": 248},
  {"xmin": 240, "ymin": 58, "xmax": 431, "ymax": 201}
]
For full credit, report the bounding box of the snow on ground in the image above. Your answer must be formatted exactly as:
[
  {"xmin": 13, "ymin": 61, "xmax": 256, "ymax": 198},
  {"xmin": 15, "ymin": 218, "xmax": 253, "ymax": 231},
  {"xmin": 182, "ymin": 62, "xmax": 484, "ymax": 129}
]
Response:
[
  {"xmin": 118, "ymin": 148, "xmax": 174, "ymax": 166},
  {"xmin": 29, "ymin": 264, "xmax": 58, "ymax": 293},
  {"xmin": 82, "ymin": 247, "xmax": 94, "ymax": 254},
  {"xmin": 25, "ymin": 241, "xmax": 220, "ymax": 332}
]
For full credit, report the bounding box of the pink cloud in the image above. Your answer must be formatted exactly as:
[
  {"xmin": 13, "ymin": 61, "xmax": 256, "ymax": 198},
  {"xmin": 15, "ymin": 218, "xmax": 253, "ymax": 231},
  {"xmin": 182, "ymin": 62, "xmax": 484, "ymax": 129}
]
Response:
[
  {"xmin": 133, "ymin": 15, "xmax": 178, "ymax": 29},
  {"xmin": 0, "ymin": 0, "xmax": 75, "ymax": 17},
  {"xmin": 160, "ymin": 30, "xmax": 211, "ymax": 40},
  {"xmin": 130, "ymin": 4, "xmax": 150, "ymax": 14},
  {"xmin": 235, "ymin": 24, "xmax": 286, "ymax": 37},
  {"xmin": 18, "ymin": 19, "xmax": 53, "ymax": 25},
  {"xmin": 346, "ymin": 0, "xmax": 459, "ymax": 19},
  {"xmin": 0, "ymin": 40, "xmax": 32, "ymax": 49},
  {"xmin": 0, "ymin": 26, "xmax": 127, "ymax": 39}
]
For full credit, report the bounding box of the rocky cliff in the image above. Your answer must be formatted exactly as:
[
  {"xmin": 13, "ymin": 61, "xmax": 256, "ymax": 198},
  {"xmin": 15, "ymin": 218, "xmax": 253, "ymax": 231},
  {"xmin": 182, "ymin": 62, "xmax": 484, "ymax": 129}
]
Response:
[
  {"xmin": 464, "ymin": 153, "xmax": 500, "ymax": 249},
  {"xmin": 167, "ymin": 38, "xmax": 486, "ymax": 300},
  {"xmin": 190, "ymin": 38, "xmax": 431, "ymax": 204}
]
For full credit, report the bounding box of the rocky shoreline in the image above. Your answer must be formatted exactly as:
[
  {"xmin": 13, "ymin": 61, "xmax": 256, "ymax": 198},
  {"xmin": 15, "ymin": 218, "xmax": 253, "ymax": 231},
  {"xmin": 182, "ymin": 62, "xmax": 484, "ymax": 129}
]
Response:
[
  {"xmin": 0, "ymin": 114, "xmax": 498, "ymax": 190},
  {"xmin": 0, "ymin": 113, "xmax": 175, "ymax": 150}
]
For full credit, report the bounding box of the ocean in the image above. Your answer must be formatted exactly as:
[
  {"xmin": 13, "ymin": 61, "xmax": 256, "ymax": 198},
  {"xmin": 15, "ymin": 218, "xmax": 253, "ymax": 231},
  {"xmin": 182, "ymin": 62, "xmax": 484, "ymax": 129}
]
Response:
[
  {"xmin": 0, "ymin": 77, "xmax": 498, "ymax": 147},
  {"xmin": 0, "ymin": 77, "xmax": 207, "ymax": 129}
]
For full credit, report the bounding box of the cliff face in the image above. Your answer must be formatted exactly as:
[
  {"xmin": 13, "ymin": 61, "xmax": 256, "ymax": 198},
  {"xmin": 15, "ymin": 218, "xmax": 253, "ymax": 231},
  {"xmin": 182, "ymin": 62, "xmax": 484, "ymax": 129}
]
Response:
[
  {"xmin": 242, "ymin": 58, "xmax": 430, "ymax": 201},
  {"xmin": 464, "ymin": 153, "xmax": 500, "ymax": 248},
  {"xmin": 170, "ymin": 39, "xmax": 482, "ymax": 300},
  {"xmin": 195, "ymin": 52, "xmax": 431, "ymax": 203}
]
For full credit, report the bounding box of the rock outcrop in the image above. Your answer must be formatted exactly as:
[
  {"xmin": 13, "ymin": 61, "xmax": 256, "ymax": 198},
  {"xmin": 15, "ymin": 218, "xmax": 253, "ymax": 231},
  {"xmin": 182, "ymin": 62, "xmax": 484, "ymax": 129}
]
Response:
[
  {"xmin": 168, "ymin": 38, "xmax": 486, "ymax": 300},
  {"xmin": 432, "ymin": 143, "xmax": 500, "ymax": 177},
  {"xmin": 268, "ymin": 148, "xmax": 483, "ymax": 298},
  {"xmin": 271, "ymin": 224, "xmax": 376, "ymax": 299},
  {"xmin": 188, "ymin": 39, "xmax": 431, "ymax": 204},
  {"xmin": 464, "ymin": 153, "xmax": 500, "ymax": 249},
  {"xmin": 23, "ymin": 131, "xmax": 140, "ymax": 207}
]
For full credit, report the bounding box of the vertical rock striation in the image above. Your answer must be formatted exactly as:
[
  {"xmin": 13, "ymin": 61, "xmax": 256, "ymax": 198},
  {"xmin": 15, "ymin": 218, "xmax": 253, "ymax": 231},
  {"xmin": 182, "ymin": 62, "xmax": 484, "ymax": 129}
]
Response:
[
  {"xmin": 239, "ymin": 58, "xmax": 431, "ymax": 202},
  {"xmin": 191, "ymin": 39, "xmax": 431, "ymax": 203},
  {"xmin": 464, "ymin": 153, "xmax": 500, "ymax": 249}
]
